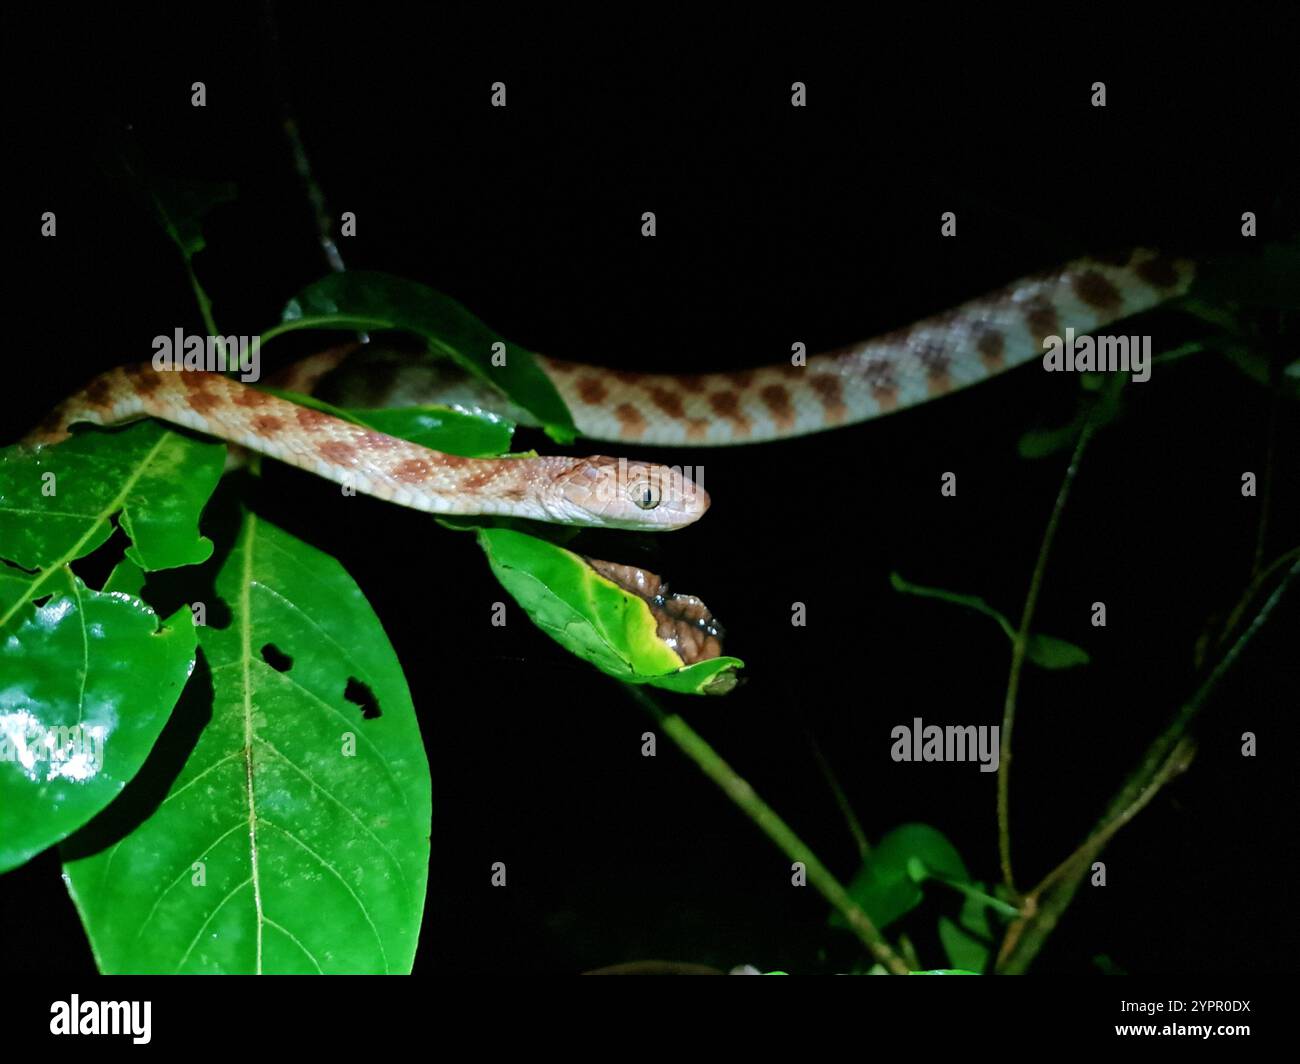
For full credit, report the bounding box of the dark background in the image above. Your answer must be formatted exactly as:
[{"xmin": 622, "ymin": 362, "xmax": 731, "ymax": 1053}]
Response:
[{"xmin": 2, "ymin": 6, "xmax": 1297, "ymax": 974}]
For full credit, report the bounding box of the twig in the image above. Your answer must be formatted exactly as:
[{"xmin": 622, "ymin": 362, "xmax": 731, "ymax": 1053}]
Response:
[
  {"xmin": 623, "ymin": 683, "xmax": 911, "ymax": 974},
  {"xmin": 1251, "ymin": 346, "xmax": 1282, "ymax": 577},
  {"xmin": 259, "ymin": 1, "xmax": 350, "ymax": 277},
  {"xmin": 806, "ymin": 732, "xmax": 871, "ymax": 862},
  {"xmin": 997, "ymin": 418, "xmax": 1096, "ymax": 894},
  {"xmin": 996, "ymin": 558, "xmax": 1300, "ymax": 973}
]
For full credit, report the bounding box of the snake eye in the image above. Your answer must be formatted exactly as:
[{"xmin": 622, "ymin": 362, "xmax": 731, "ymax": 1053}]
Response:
[{"xmin": 629, "ymin": 479, "xmax": 662, "ymax": 510}]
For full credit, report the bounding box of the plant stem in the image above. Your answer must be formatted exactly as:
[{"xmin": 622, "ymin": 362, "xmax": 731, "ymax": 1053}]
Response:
[
  {"xmin": 997, "ymin": 419, "xmax": 1095, "ymax": 895},
  {"xmin": 806, "ymin": 732, "xmax": 871, "ymax": 862},
  {"xmin": 623, "ymin": 683, "xmax": 910, "ymax": 975},
  {"xmin": 996, "ymin": 558, "xmax": 1300, "ymax": 973}
]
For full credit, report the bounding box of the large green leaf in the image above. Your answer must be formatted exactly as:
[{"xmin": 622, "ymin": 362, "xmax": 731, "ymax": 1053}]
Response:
[
  {"xmin": 62, "ymin": 513, "xmax": 432, "ymax": 973},
  {"xmin": 0, "ymin": 572, "xmax": 196, "ymax": 872},
  {"xmin": 478, "ymin": 527, "xmax": 742, "ymax": 695},
  {"xmin": 274, "ymin": 271, "xmax": 577, "ymax": 443},
  {"xmin": 0, "ymin": 423, "xmax": 226, "ymax": 623}
]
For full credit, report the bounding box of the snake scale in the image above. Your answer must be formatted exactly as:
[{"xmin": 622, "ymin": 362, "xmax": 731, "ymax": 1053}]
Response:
[{"xmin": 27, "ymin": 249, "xmax": 1194, "ymax": 529}]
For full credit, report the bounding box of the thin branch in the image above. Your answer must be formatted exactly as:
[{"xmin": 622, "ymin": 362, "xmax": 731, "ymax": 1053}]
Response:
[
  {"xmin": 996, "ymin": 558, "xmax": 1300, "ymax": 973},
  {"xmin": 259, "ymin": 1, "xmax": 350, "ymax": 277},
  {"xmin": 806, "ymin": 732, "xmax": 871, "ymax": 862},
  {"xmin": 624, "ymin": 683, "xmax": 910, "ymax": 975},
  {"xmin": 1251, "ymin": 347, "xmax": 1283, "ymax": 577},
  {"xmin": 997, "ymin": 418, "xmax": 1096, "ymax": 894}
]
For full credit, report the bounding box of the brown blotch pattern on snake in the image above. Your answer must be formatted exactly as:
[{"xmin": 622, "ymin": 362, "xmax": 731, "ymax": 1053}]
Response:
[
  {"xmin": 708, "ymin": 391, "xmax": 751, "ymax": 435},
  {"xmin": 233, "ymin": 387, "xmax": 274, "ymax": 408},
  {"xmin": 1024, "ymin": 300, "xmax": 1060, "ymax": 348},
  {"xmin": 1072, "ymin": 270, "xmax": 1123, "ymax": 310},
  {"xmin": 1136, "ymin": 255, "xmax": 1180, "ymax": 289},
  {"xmin": 296, "ymin": 407, "xmax": 332, "ymax": 431},
  {"xmin": 615, "ymin": 403, "xmax": 646, "ymax": 438},
  {"xmin": 124, "ymin": 365, "xmax": 163, "ymax": 394},
  {"xmin": 251, "ymin": 415, "xmax": 285, "ymax": 436},
  {"xmin": 648, "ymin": 386, "xmax": 686, "ymax": 419},
  {"xmin": 809, "ymin": 375, "xmax": 848, "ymax": 424},
  {"xmin": 576, "ymin": 377, "xmax": 608, "ymax": 405},
  {"xmin": 317, "ymin": 441, "xmax": 358, "ymax": 465},
  {"xmin": 187, "ymin": 391, "xmax": 224, "ymax": 415},
  {"xmin": 391, "ymin": 458, "xmax": 433, "ymax": 482},
  {"xmin": 976, "ymin": 328, "xmax": 1005, "ymax": 370},
  {"xmin": 85, "ymin": 377, "xmax": 114, "ymax": 408},
  {"xmin": 759, "ymin": 384, "xmax": 795, "ymax": 430},
  {"xmin": 462, "ymin": 469, "xmax": 498, "ymax": 491}
]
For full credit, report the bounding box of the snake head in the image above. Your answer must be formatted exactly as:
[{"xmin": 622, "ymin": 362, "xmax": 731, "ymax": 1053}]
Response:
[{"xmin": 547, "ymin": 455, "xmax": 710, "ymax": 530}]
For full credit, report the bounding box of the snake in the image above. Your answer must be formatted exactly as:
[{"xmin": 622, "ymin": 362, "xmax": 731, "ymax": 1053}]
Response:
[{"xmin": 26, "ymin": 248, "xmax": 1194, "ymax": 530}]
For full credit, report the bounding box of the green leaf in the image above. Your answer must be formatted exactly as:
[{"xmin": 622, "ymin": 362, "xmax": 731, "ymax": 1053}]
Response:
[
  {"xmin": 62, "ymin": 513, "xmax": 432, "ymax": 973},
  {"xmin": 145, "ymin": 173, "xmax": 238, "ymax": 261},
  {"xmin": 478, "ymin": 527, "xmax": 742, "ymax": 695},
  {"xmin": 1025, "ymin": 633, "xmax": 1091, "ymax": 669},
  {"xmin": 100, "ymin": 135, "xmax": 235, "ymax": 264},
  {"xmin": 889, "ymin": 572, "xmax": 1090, "ymax": 670},
  {"xmin": 0, "ymin": 423, "xmax": 226, "ymax": 624},
  {"xmin": 275, "ymin": 272, "xmax": 577, "ymax": 443},
  {"xmin": 938, "ymin": 881, "xmax": 995, "ymax": 974},
  {"xmin": 1018, "ymin": 374, "xmax": 1124, "ymax": 459},
  {"xmin": 909, "ymin": 969, "xmax": 979, "ymax": 975},
  {"xmin": 346, "ymin": 407, "xmax": 515, "ymax": 458},
  {"xmin": 0, "ymin": 574, "xmax": 196, "ymax": 872},
  {"xmin": 1018, "ymin": 420, "xmax": 1083, "ymax": 460},
  {"xmin": 258, "ymin": 384, "xmax": 518, "ymax": 458},
  {"xmin": 0, "ymin": 422, "xmax": 225, "ymax": 575},
  {"xmin": 832, "ymin": 824, "xmax": 970, "ymax": 932}
]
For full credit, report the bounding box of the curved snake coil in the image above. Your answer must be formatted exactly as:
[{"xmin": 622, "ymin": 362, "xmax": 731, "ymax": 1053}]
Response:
[{"xmin": 27, "ymin": 249, "xmax": 1193, "ymax": 528}]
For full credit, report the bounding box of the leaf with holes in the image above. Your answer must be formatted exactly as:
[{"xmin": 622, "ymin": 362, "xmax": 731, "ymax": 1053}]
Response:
[
  {"xmin": 477, "ymin": 527, "xmax": 742, "ymax": 695},
  {"xmin": 275, "ymin": 271, "xmax": 577, "ymax": 443},
  {"xmin": 62, "ymin": 512, "xmax": 431, "ymax": 973},
  {"xmin": 0, "ymin": 572, "xmax": 196, "ymax": 873},
  {"xmin": 0, "ymin": 422, "xmax": 227, "ymax": 623}
]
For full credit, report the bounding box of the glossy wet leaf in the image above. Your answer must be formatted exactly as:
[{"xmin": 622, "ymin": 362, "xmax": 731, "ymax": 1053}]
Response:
[
  {"xmin": 0, "ymin": 422, "xmax": 226, "ymax": 624},
  {"xmin": 831, "ymin": 824, "xmax": 969, "ymax": 932},
  {"xmin": 348, "ymin": 406, "xmax": 514, "ymax": 457},
  {"xmin": 63, "ymin": 513, "xmax": 431, "ymax": 973},
  {"xmin": 0, "ymin": 574, "xmax": 195, "ymax": 872},
  {"xmin": 276, "ymin": 271, "xmax": 577, "ymax": 443},
  {"xmin": 889, "ymin": 572, "xmax": 1090, "ymax": 670},
  {"xmin": 258, "ymin": 386, "xmax": 518, "ymax": 458},
  {"xmin": 478, "ymin": 527, "xmax": 742, "ymax": 695}
]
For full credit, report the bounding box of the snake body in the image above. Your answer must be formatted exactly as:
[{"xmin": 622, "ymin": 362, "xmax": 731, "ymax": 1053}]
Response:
[{"xmin": 28, "ymin": 249, "xmax": 1193, "ymax": 527}]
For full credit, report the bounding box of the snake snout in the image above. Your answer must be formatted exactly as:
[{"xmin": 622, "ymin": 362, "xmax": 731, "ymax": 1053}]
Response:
[{"xmin": 557, "ymin": 455, "xmax": 709, "ymax": 529}]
